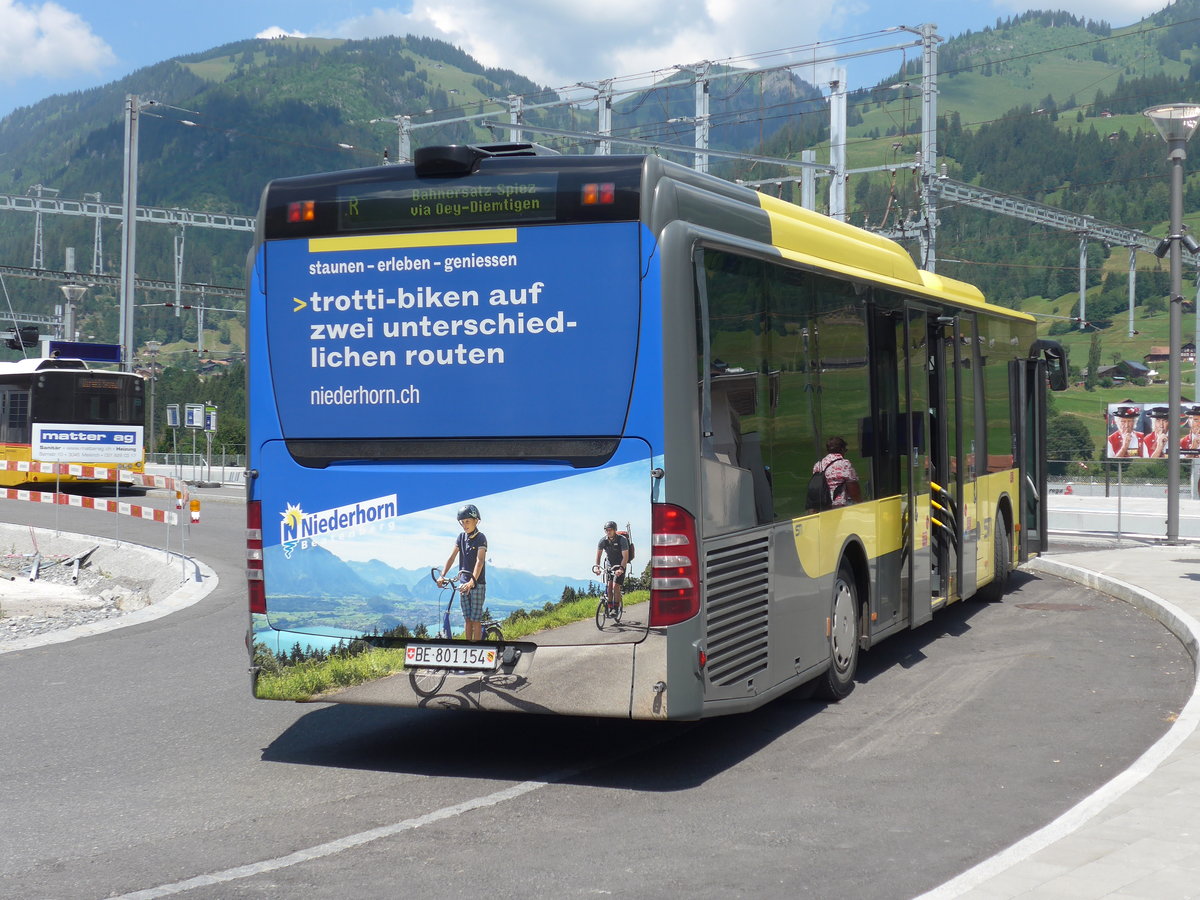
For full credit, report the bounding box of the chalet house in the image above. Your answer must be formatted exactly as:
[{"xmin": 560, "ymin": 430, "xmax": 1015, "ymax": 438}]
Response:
[
  {"xmin": 1145, "ymin": 342, "xmax": 1196, "ymax": 366},
  {"xmin": 1095, "ymin": 360, "xmax": 1151, "ymax": 382}
]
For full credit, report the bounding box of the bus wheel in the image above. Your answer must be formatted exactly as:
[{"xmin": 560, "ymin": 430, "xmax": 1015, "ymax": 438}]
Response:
[
  {"xmin": 976, "ymin": 514, "xmax": 1011, "ymax": 603},
  {"xmin": 814, "ymin": 562, "xmax": 859, "ymax": 701}
]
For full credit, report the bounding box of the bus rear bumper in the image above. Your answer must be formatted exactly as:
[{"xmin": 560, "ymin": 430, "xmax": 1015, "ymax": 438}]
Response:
[{"xmin": 321, "ymin": 639, "xmax": 673, "ymax": 720}]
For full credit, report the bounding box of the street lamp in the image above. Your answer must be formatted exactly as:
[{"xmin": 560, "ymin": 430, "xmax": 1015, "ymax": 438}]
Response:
[
  {"xmin": 120, "ymin": 95, "xmax": 156, "ymax": 373},
  {"xmin": 1143, "ymin": 103, "xmax": 1200, "ymax": 542},
  {"xmin": 58, "ymin": 282, "xmax": 87, "ymax": 341}
]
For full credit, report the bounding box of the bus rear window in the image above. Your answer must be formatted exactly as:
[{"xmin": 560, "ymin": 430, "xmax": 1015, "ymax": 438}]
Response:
[
  {"xmin": 32, "ymin": 374, "xmax": 143, "ymax": 425},
  {"xmin": 263, "ymin": 221, "xmax": 643, "ymax": 448}
]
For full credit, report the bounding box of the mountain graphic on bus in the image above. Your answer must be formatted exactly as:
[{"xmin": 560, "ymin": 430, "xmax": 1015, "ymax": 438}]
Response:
[{"xmin": 260, "ymin": 541, "xmax": 596, "ymax": 635}]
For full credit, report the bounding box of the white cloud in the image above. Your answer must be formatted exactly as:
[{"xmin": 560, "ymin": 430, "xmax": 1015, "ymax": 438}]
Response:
[
  {"xmin": 0, "ymin": 0, "xmax": 115, "ymax": 83},
  {"xmin": 330, "ymin": 0, "xmax": 851, "ymax": 90},
  {"xmin": 256, "ymin": 25, "xmax": 307, "ymax": 40}
]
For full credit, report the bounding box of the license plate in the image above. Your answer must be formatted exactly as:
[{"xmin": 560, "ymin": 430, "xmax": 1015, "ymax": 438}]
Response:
[{"xmin": 405, "ymin": 643, "xmax": 499, "ymax": 670}]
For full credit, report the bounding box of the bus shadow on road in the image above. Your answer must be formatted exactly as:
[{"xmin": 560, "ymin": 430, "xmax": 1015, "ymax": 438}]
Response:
[{"xmin": 260, "ymin": 574, "xmax": 1036, "ymax": 792}]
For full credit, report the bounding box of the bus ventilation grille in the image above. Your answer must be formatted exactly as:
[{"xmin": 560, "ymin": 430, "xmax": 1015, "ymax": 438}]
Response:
[{"xmin": 704, "ymin": 535, "xmax": 770, "ymax": 688}]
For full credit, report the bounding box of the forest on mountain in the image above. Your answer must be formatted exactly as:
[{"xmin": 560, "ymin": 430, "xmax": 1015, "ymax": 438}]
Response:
[{"xmin": 3, "ymin": 4, "xmax": 1200, "ymax": 451}]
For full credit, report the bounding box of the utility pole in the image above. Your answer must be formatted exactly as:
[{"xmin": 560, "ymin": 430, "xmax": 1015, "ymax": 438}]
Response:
[
  {"xmin": 693, "ymin": 63, "xmax": 711, "ymax": 174},
  {"xmin": 916, "ymin": 23, "xmax": 941, "ymax": 271},
  {"xmin": 507, "ymin": 94, "xmax": 524, "ymax": 143},
  {"xmin": 173, "ymin": 228, "xmax": 186, "ymax": 315},
  {"xmin": 828, "ymin": 67, "xmax": 848, "ymax": 221},
  {"xmin": 596, "ymin": 80, "xmax": 613, "ymax": 156},
  {"xmin": 1078, "ymin": 235, "xmax": 1088, "ymax": 330},
  {"xmin": 28, "ymin": 183, "xmax": 59, "ymax": 270},
  {"xmin": 119, "ymin": 95, "xmax": 152, "ymax": 372}
]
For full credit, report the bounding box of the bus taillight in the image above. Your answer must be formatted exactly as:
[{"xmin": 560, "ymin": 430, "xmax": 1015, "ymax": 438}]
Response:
[
  {"xmin": 287, "ymin": 201, "xmax": 316, "ymax": 223},
  {"xmin": 650, "ymin": 503, "xmax": 699, "ymax": 626},
  {"xmin": 246, "ymin": 501, "xmax": 266, "ymax": 614},
  {"xmin": 581, "ymin": 182, "xmax": 615, "ymax": 205}
]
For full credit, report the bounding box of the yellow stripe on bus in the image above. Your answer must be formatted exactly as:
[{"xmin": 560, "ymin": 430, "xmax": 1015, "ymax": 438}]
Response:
[
  {"xmin": 789, "ymin": 496, "xmax": 905, "ymax": 579},
  {"xmin": 308, "ymin": 229, "xmax": 518, "ymax": 253}
]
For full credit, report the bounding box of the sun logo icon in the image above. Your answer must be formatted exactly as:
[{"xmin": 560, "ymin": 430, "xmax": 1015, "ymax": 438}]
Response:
[
  {"xmin": 281, "ymin": 503, "xmax": 304, "ymax": 528},
  {"xmin": 281, "ymin": 502, "xmax": 305, "ymax": 534}
]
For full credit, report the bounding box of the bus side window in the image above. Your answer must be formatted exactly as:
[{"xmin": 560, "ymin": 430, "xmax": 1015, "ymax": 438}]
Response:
[{"xmin": 4, "ymin": 391, "xmax": 30, "ymax": 443}]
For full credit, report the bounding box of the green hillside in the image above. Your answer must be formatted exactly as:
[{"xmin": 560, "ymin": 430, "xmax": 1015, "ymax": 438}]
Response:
[{"xmin": 4, "ymin": 5, "xmax": 1200, "ymax": 453}]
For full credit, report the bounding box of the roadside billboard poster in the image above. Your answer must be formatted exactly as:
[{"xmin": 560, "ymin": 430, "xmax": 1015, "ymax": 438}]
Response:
[{"xmin": 1105, "ymin": 402, "xmax": 1200, "ymax": 459}]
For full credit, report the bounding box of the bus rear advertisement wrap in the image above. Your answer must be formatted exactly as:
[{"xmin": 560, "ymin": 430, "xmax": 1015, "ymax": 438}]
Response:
[
  {"xmin": 263, "ymin": 222, "xmax": 640, "ymax": 439},
  {"xmin": 251, "ymin": 196, "xmax": 663, "ymax": 715},
  {"xmin": 254, "ymin": 446, "xmax": 652, "ymax": 643}
]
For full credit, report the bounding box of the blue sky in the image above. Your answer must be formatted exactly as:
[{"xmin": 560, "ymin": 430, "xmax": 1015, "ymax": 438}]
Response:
[
  {"xmin": 313, "ymin": 459, "xmax": 651, "ymax": 578},
  {"xmin": 0, "ymin": 0, "xmax": 1171, "ymax": 120}
]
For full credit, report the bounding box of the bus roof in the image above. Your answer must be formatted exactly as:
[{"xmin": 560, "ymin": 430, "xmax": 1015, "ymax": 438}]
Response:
[
  {"xmin": 0, "ymin": 358, "xmax": 92, "ymax": 374},
  {"xmin": 259, "ymin": 145, "xmax": 1030, "ymax": 322}
]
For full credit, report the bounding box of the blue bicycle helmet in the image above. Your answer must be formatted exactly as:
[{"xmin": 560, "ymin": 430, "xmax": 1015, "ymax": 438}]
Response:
[{"xmin": 457, "ymin": 504, "xmax": 481, "ymax": 521}]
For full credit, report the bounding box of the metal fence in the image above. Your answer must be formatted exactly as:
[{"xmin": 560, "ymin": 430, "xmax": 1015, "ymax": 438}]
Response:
[
  {"xmin": 1048, "ymin": 458, "xmax": 1200, "ymax": 500},
  {"xmin": 146, "ymin": 452, "xmax": 246, "ymax": 485}
]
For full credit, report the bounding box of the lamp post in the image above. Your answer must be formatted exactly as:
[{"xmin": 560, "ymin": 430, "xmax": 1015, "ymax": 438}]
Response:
[
  {"xmin": 57, "ymin": 282, "xmax": 87, "ymax": 341},
  {"xmin": 1143, "ymin": 103, "xmax": 1200, "ymax": 542},
  {"xmin": 142, "ymin": 340, "xmax": 161, "ymax": 455},
  {"xmin": 119, "ymin": 95, "xmax": 154, "ymax": 373}
]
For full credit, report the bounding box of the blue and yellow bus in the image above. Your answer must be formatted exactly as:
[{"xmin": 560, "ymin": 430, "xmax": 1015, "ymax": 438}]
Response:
[{"xmin": 245, "ymin": 143, "xmax": 1066, "ymax": 718}]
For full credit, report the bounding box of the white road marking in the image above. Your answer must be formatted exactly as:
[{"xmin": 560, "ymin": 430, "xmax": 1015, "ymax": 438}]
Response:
[{"xmin": 113, "ymin": 773, "xmax": 570, "ymax": 899}]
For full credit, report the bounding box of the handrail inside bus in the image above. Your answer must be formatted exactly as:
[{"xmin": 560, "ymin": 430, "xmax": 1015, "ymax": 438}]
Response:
[{"xmin": 285, "ymin": 438, "xmax": 620, "ymax": 469}]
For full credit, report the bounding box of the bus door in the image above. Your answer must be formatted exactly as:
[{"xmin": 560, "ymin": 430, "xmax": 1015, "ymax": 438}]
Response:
[
  {"xmin": 903, "ymin": 308, "xmax": 933, "ymax": 628},
  {"xmin": 927, "ymin": 315, "xmax": 962, "ymax": 604},
  {"xmin": 1013, "ymin": 358, "xmax": 1051, "ymax": 560}
]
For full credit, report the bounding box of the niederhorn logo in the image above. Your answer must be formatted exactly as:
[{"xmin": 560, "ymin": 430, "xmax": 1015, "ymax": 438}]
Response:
[{"xmin": 279, "ymin": 494, "xmax": 398, "ymax": 557}]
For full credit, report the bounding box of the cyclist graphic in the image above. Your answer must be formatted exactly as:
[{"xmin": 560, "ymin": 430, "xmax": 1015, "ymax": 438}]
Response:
[
  {"xmin": 438, "ymin": 504, "xmax": 488, "ymax": 641},
  {"xmin": 593, "ymin": 520, "xmax": 630, "ymax": 618}
]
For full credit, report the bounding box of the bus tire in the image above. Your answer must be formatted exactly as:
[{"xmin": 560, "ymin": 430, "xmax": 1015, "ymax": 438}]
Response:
[
  {"xmin": 814, "ymin": 561, "xmax": 859, "ymax": 702},
  {"xmin": 976, "ymin": 514, "xmax": 1011, "ymax": 603}
]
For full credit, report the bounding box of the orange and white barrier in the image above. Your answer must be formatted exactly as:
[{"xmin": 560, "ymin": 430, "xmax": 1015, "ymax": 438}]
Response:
[
  {"xmin": 0, "ymin": 461, "xmax": 191, "ymax": 526},
  {"xmin": 0, "ymin": 461, "xmax": 187, "ymax": 501},
  {"xmin": 0, "ymin": 487, "xmax": 179, "ymax": 524}
]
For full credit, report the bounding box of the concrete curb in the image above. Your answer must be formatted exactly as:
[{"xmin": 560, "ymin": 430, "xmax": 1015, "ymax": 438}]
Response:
[
  {"xmin": 916, "ymin": 557, "xmax": 1200, "ymax": 899},
  {"xmin": 0, "ymin": 526, "xmax": 218, "ymax": 655}
]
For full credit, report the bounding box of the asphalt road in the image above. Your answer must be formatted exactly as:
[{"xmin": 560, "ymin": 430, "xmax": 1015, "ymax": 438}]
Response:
[{"xmin": 0, "ymin": 496, "xmax": 1191, "ymax": 900}]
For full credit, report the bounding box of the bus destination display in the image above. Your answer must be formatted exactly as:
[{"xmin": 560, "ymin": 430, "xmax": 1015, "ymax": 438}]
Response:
[{"xmin": 337, "ymin": 174, "xmax": 559, "ymax": 231}]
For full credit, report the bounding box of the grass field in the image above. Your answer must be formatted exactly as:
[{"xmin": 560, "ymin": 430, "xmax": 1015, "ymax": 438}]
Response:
[{"xmin": 253, "ymin": 588, "xmax": 650, "ymax": 701}]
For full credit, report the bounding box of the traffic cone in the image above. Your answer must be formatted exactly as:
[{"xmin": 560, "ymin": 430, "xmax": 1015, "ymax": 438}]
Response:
[
  {"xmin": 175, "ymin": 490, "xmax": 183, "ymax": 510},
  {"xmin": 190, "ymin": 498, "xmax": 201, "ymax": 524}
]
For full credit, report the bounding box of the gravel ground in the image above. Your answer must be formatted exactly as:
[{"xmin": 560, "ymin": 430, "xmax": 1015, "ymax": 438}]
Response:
[{"xmin": 0, "ymin": 523, "xmax": 190, "ymax": 643}]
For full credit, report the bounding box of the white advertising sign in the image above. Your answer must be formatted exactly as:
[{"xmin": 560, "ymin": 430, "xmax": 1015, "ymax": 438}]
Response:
[{"xmin": 33, "ymin": 423, "xmax": 144, "ymax": 464}]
